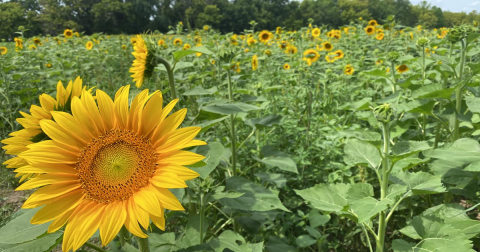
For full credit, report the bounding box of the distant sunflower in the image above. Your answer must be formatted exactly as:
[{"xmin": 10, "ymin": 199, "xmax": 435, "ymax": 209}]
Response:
[
  {"xmin": 276, "ymin": 26, "xmax": 282, "ymax": 34},
  {"xmin": 368, "ymin": 20, "xmax": 378, "ymax": 26},
  {"xmin": 312, "ymin": 28, "xmax": 321, "ymax": 38},
  {"xmin": 28, "ymin": 45, "xmax": 37, "ymax": 50},
  {"xmin": 129, "ymin": 35, "xmax": 150, "ymax": 88},
  {"xmin": 230, "ymin": 34, "xmax": 238, "ymax": 45},
  {"xmin": 252, "ymin": 54, "xmax": 258, "ymax": 71},
  {"xmin": 303, "ymin": 49, "xmax": 320, "ymax": 66},
  {"xmin": 173, "ymin": 38, "xmax": 183, "ymax": 46},
  {"xmin": 264, "ymin": 49, "xmax": 272, "ymax": 56},
  {"xmin": 86, "ymin": 41, "xmax": 93, "ymax": 50},
  {"xmin": 322, "ymin": 41, "xmax": 333, "ymax": 51},
  {"xmin": 333, "ymin": 50, "xmax": 344, "ymax": 59},
  {"xmin": 158, "ymin": 39, "xmax": 165, "ymax": 46},
  {"xmin": 203, "ymin": 25, "xmax": 210, "ymax": 31},
  {"xmin": 344, "ymin": 64, "xmax": 354, "ymax": 75},
  {"xmin": 365, "ymin": 26, "xmax": 375, "ymax": 35},
  {"xmin": 64, "ymin": 29, "xmax": 73, "ymax": 38},
  {"xmin": 33, "ymin": 37, "xmax": 41, "ymax": 45},
  {"xmin": 247, "ymin": 38, "xmax": 257, "ymax": 46},
  {"xmin": 183, "ymin": 43, "xmax": 191, "ymax": 50},
  {"xmin": 1, "ymin": 47, "xmax": 7, "ymax": 55},
  {"xmin": 130, "ymin": 37, "xmax": 137, "ymax": 45},
  {"xmin": 258, "ymin": 30, "xmax": 273, "ymax": 43},
  {"xmin": 122, "ymin": 45, "xmax": 127, "ymax": 49},
  {"xmin": 325, "ymin": 53, "xmax": 336, "ymax": 63},
  {"xmin": 396, "ymin": 64, "xmax": 409, "ymax": 74},
  {"xmin": 8, "ymin": 85, "xmax": 205, "ymax": 252},
  {"xmin": 46, "ymin": 63, "xmax": 52, "ymax": 68},
  {"xmin": 279, "ymin": 41, "xmax": 288, "ymax": 50},
  {"xmin": 376, "ymin": 33, "xmax": 385, "ymax": 41},
  {"xmin": 285, "ymin": 44, "xmax": 298, "ymax": 54},
  {"xmin": 283, "ymin": 63, "xmax": 290, "ymax": 70},
  {"xmin": 194, "ymin": 36, "xmax": 202, "ymax": 44}
]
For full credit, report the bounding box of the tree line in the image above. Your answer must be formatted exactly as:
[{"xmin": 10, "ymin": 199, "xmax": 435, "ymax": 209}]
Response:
[{"xmin": 1, "ymin": 0, "xmax": 480, "ymax": 40}]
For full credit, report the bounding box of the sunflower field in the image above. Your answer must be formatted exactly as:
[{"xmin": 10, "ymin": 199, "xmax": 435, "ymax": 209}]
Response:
[{"xmin": 2, "ymin": 19, "xmax": 480, "ymax": 252}]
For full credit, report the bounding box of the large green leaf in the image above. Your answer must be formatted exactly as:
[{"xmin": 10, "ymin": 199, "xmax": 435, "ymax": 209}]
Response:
[
  {"xmin": 256, "ymin": 156, "xmax": 298, "ymax": 174},
  {"xmin": 265, "ymin": 236, "xmax": 295, "ymax": 252},
  {"xmin": 201, "ymin": 102, "xmax": 261, "ymax": 115},
  {"xmin": 426, "ymin": 138, "xmax": 480, "ymax": 163},
  {"xmin": 295, "ymin": 184, "xmax": 349, "ymax": 212},
  {"xmin": 410, "ymin": 83, "xmax": 455, "ymax": 99},
  {"xmin": 2, "ymin": 232, "xmax": 62, "ymax": 252},
  {"xmin": 0, "ymin": 208, "xmax": 50, "ymax": 244},
  {"xmin": 349, "ymin": 197, "xmax": 390, "ymax": 223},
  {"xmin": 149, "ymin": 233, "xmax": 177, "ymax": 252},
  {"xmin": 209, "ymin": 230, "xmax": 261, "ymax": 252},
  {"xmin": 193, "ymin": 142, "xmax": 224, "ymax": 178},
  {"xmin": 466, "ymin": 96, "xmax": 480, "ymax": 113},
  {"xmin": 391, "ymin": 141, "xmax": 431, "ymax": 161},
  {"xmin": 173, "ymin": 46, "xmax": 213, "ymax": 61},
  {"xmin": 219, "ymin": 177, "xmax": 289, "ymax": 212},
  {"xmin": 183, "ymin": 86, "xmax": 218, "ymax": 96},
  {"xmin": 255, "ymin": 173, "xmax": 287, "ymax": 188},
  {"xmin": 389, "ymin": 171, "xmax": 445, "ymax": 196},
  {"xmin": 344, "ymin": 139, "xmax": 382, "ymax": 170}
]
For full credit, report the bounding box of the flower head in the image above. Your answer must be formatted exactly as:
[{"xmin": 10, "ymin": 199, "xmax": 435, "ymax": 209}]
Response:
[
  {"xmin": 129, "ymin": 35, "xmax": 156, "ymax": 88},
  {"xmin": 1, "ymin": 47, "xmax": 8, "ymax": 55},
  {"xmin": 303, "ymin": 49, "xmax": 320, "ymax": 66},
  {"xmin": 252, "ymin": 54, "xmax": 258, "ymax": 71},
  {"xmin": 396, "ymin": 64, "xmax": 409, "ymax": 74},
  {"xmin": 64, "ymin": 29, "xmax": 73, "ymax": 38},
  {"xmin": 258, "ymin": 30, "xmax": 273, "ymax": 43},
  {"xmin": 86, "ymin": 41, "xmax": 93, "ymax": 50}
]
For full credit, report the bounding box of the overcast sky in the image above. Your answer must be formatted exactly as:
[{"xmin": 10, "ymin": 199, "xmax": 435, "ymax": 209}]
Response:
[{"xmin": 410, "ymin": 0, "xmax": 480, "ymax": 13}]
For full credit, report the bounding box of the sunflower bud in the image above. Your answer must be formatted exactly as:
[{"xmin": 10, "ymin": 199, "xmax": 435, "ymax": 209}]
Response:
[
  {"xmin": 387, "ymin": 51, "xmax": 400, "ymax": 62},
  {"xmin": 447, "ymin": 25, "xmax": 475, "ymax": 44},
  {"xmin": 416, "ymin": 37, "xmax": 430, "ymax": 47},
  {"xmin": 373, "ymin": 103, "xmax": 395, "ymax": 123}
]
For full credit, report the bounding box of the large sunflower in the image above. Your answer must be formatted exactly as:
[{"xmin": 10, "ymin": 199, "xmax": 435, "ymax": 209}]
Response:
[
  {"xmin": 258, "ymin": 30, "xmax": 273, "ymax": 43},
  {"xmin": 10, "ymin": 85, "xmax": 205, "ymax": 252},
  {"xmin": 2, "ymin": 77, "xmax": 86, "ymax": 182}
]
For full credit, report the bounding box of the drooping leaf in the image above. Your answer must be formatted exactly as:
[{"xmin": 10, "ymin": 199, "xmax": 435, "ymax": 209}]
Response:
[
  {"xmin": 295, "ymin": 184, "xmax": 349, "ymax": 212},
  {"xmin": 344, "ymin": 139, "xmax": 382, "ymax": 170},
  {"xmin": 389, "ymin": 171, "xmax": 445, "ymax": 196},
  {"xmin": 201, "ymin": 102, "xmax": 261, "ymax": 115}
]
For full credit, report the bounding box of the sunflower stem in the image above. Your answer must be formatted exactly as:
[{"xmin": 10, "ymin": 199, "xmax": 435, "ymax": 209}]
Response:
[
  {"xmin": 136, "ymin": 236, "xmax": 150, "ymax": 252},
  {"xmin": 155, "ymin": 56, "xmax": 177, "ymax": 100},
  {"xmin": 226, "ymin": 67, "xmax": 237, "ymax": 177},
  {"xmin": 84, "ymin": 242, "xmax": 107, "ymax": 252},
  {"xmin": 453, "ymin": 39, "xmax": 467, "ymax": 142},
  {"xmin": 119, "ymin": 226, "xmax": 129, "ymax": 247}
]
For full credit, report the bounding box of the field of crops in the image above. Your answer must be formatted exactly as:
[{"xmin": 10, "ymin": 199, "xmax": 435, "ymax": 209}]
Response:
[{"xmin": 1, "ymin": 20, "xmax": 480, "ymax": 252}]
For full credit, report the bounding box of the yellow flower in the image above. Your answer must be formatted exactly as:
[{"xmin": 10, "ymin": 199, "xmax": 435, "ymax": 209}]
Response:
[
  {"xmin": 365, "ymin": 26, "xmax": 375, "ymax": 35},
  {"xmin": 174, "ymin": 38, "xmax": 183, "ymax": 46},
  {"xmin": 131, "ymin": 37, "xmax": 137, "ymax": 45},
  {"xmin": 230, "ymin": 34, "xmax": 238, "ymax": 45},
  {"xmin": 376, "ymin": 59, "xmax": 383, "ymax": 65},
  {"xmin": 64, "ymin": 29, "xmax": 73, "ymax": 38},
  {"xmin": 252, "ymin": 54, "xmax": 258, "ymax": 71},
  {"xmin": 33, "ymin": 37, "xmax": 41, "ymax": 45},
  {"xmin": 303, "ymin": 49, "xmax": 320, "ymax": 66},
  {"xmin": 231, "ymin": 62, "xmax": 241, "ymax": 73},
  {"xmin": 122, "ymin": 45, "xmax": 127, "ymax": 49},
  {"xmin": 276, "ymin": 26, "xmax": 282, "ymax": 34},
  {"xmin": 0, "ymin": 47, "xmax": 7, "ymax": 55},
  {"xmin": 203, "ymin": 25, "xmax": 210, "ymax": 31},
  {"xmin": 6, "ymin": 83, "xmax": 205, "ymax": 252},
  {"xmin": 258, "ymin": 30, "xmax": 273, "ymax": 43},
  {"xmin": 86, "ymin": 41, "xmax": 93, "ymax": 50},
  {"xmin": 333, "ymin": 50, "xmax": 344, "ymax": 59},
  {"xmin": 376, "ymin": 33, "xmax": 385, "ymax": 41},
  {"xmin": 14, "ymin": 37, "xmax": 23, "ymax": 50},
  {"xmin": 322, "ymin": 41, "xmax": 333, "ymax": 51},
  {"xmin": 279, "ymin": 41, "xmax": 288, "ymax": 50},
  {"xmin": 247, "ymin": 38, "xmax": 257, "ymax": 46},
  {"xmin": 183, "ymin": 43, "xmax": 191, "ymax": 50},
  {"xmin": 325, "ymin": 53, "xmax": 337, "ymax": 63},
  {"xmin": 283, "ymin": 63, "xmax": 290, "ymax": 70},
  {"xmin": 158, "ymin": 39, "xmax": 165, "ymax": 46},
  {"xmin": 2, "ymin": 77, "xmax": 86, "ymax": 181},
  {"xmin": 244, "ymin": 48, "xmax": 250, "ymax": 53},
  {"xmin": 264, "ymin": 49, "xmax": 272, "ymax": 56},
  {"xmin": 28, "ymin": 44, "xmax": 37, "ymax": 50},
  {"xmin": 312, "ymin": 28, "xmax": 321, "ymax": 38},
  {"xmin": 75, "ymin": 32, "xmax": 80, "ymax": 37},
  {"xmin": 396, "ymin": 64, "xmax": 409, "ymax": 74},
  {"xmin": 46, "ymin": 63, "xmax": 52, "ymax": 68},
  {"xmin": 368, "ymin": 20, "xmax": 378, "ymax": 26},
  {"xmin": 344, "ymin": 64, "xmax": 354, "ymax": 75},
  {"xmin": 210, "ymin": 59, "xmax": 215, "ymax": 65},
  {"xmin": 129, "ymin": 35, "xmax": 149, "ymax": 88},
  {"xmin": 194, "ymin": 36, "xmax": 202, "ymax": 44},
  {"xmin": 285, "ymin": 44, "xmax": 298, "ymax": 54}
]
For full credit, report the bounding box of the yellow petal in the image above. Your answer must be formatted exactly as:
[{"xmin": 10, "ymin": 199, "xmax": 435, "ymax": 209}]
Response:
[
  {"xmin": 134, "ymin": 188, "xmax": 163, "ymax": 217},
  {"xmin": 180, "ymin": 139, "xmax": 207, "ymax": 149},
  {"xmin": 152, "ymin": 108, "xmax": 187, "ymax": 144},
  {"xmin": 51, "ymin": 111, "xmax": 93, "ymax": 142},
  {"xmin": 150, "ymin": 172, "xmax": 187, "ymax": 188},
  {"xmin": 139, "ymin": 93, "xmax": 163, "ymax": 136},
  {"xmin": 81, "ymin": 90, "xmax": 105, "ymax": 134},
  {"xmin": 156, "ymin": 165, "xmax": 199, "ymax": 180},
  {"xmin": 155, "ymin": 127, "xmax": 201, "ymax": 153},
  {"xmin": 16, "ymin": 174, "xmax": 78, "ymax": 191},
  {"xmin": 48, "ymin": 207, "xmax": 75, "ymax": 233},
  {"xmin": 31, "ymin": 190, "xmax": 84, "ymax": 224},
  {"xmin": 14, "ymin": 163, "xmax": 77, "ymax": 175},
  {"xmin": 96, "ymin": 90, "xmax": 116, "ymax": 130},
  {"xmin": 114, "ymin": 85, "xmax": 130, "ymax": 129},
  {"xmin": 124, "ymin": 199, "xmax": 148, "ymax": 238},
  {"xmin": 71, "ymin": 97, "xmax": 99, "ymax": 137},
  {"xmin": 99, "ymin": 201, "xmax": 127, "ymax": 246},
  {"xmin": 152, "ymin": 186, "xmax": 185, "ymax": 211},
  {"xmin": 157, "ymin": 150, "xmax": 205, "ymax": 166},
  {"xmin": 39, "ymin": 120, "xmax": 85, "ymax": 150},
  {"xmin": 150, "ymin": 213, "xmax": 165, "ymax": 231},
  {"xmin": 23, "ymin": 183, "xmax": 81, "ymax": 207},
  {"xmin": 72, "ymin": 204, "xmax": 105, "ymax": 251},
  {"xmin": 128, "ymin": 89, "xmax": 149, "ymax": 130}
]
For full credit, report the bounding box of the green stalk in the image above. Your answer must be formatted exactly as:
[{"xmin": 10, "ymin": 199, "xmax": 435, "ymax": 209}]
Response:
[
  {"xmin": 390, "ymin": 61, "xmax": 396, "ymax": 93},
  {"xmin": 136, "ymin": 236, "xmax": 150, "ymax": 252},
  {"xmin": 422, "ymin": 45, "xmax": 427, "ymax": 140},
  {"xmin": 453, "ymin": 39, "xmax": 467, "ymax": 141},
  {"xmin": 226, "ymin": 67, "xmax": 237, "ymax": 177},
  {"xmin": 376, "ymin": 122, "xmax": 390, "ymax": 252},
  {"xmin": 155, "ymin": 56, "xmax": 177, "ymax": 99},
  {"xmin": 199, "ymin": 190, "xmax": 205, "ymax": 244},
  {"xmin": 118, "ymin": 226, "xmax": 129, "ymax": 247},
  {"xmin": 84, "ymin": 242, "xmax": 107, "ymax": 252}
]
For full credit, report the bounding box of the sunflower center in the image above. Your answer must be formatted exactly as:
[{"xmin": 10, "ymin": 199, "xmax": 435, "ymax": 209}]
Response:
[
  {"xmin": 262, "ymin": 34, "xmax": 269, "ymax": 40},
  {"xmin": 76, "ymin": 129, "xmax": 157, "ymax": 203}
]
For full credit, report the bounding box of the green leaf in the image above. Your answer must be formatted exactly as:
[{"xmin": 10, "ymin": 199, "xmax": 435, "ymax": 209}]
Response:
[
  {"xmin": 201, "ymin": 102, "xmax": 261, "ymax": 115},
  {"xmin": 364, "ymin": 69, "xmax": 388, "ymax": 78},
  {"xmin": 183, "ymin": 86, "xmax": 218, "ymax": 96},
  {"xmin": 246, "ymin": 115, "xmax": 282, "ymax": 129},
  {"xmin": 339, "ymin": 130, "xmax": 381, "ymax": 141},
  {"xmin": 397, "ymin": 100, "xmax": 436, "ymax": 114},
  {"xmin": 195, "ymin": 116, "xmax": 229, "ymax": 133},
  {"xmin": 210, "ymin": 191, "xmax": 245, "ymax": 201},
  {"xmin": 219, "ymin": 177, "xmax": 290, "ymax": 212},
  {"xmin": 295, "ymin": 184, "xmax": 349, "ymax": 212},
  {"xmin": 265, "ymin": 236, "xmax": 295, "ymax": 252},
  {"xmin": 179, "ymin": 215, "xmax": 207, "ymax": 248},
  {"xmin": 255, "ymin": 172, "xmax": 287, "ymax": 188},
  {"xmin": 346, "ymin": 183, "xmax": 374, "ymax": 201},
  {"xmin": 391, "ymin": 141, "xmax": 431, "ymax": 160},
  {"xmin": 392, "ymin": 239, "xmax": 415, "ymax": 252},
  {"xmin": 256, "ymin": 156, "xmax": 298, "ymax": 174},
  {"xmin": 411, "ymin": 83, "xmax": 455, "ymax": 99},
  {"xmin": 193, "ymin": 142, "xmax": 224, "ymax": 179},
  {"xmin": 149, "ymin": 233, "xmax": 177, "ymax": 251},
  {"xmin": 344, "ymin": 139, "xmax": 382, "ymax": 170},
  {"xmin": 389, "ymin": 171, "xmax": 446, "ymax": 196},
  {"xmin": 2, "ymin": 232, "xmax": 62, "ymax": 252},
  {"xmin": 466, "ymin": 96, "xmax": 480, "ymax": 113},
  {"xmin": 308, "ymin": 210, "xmax": 331, "ymax": 227},
  {"xmin": 0, "ymin": 208, "xmax": 50, "ymax": 244},
  {"xmin": 173, "ymin": 46, "xmax": 213, "ymax": 61},
  {"xmin": 208, "ymin": 230, "xmax": 254, "ymax": 252},
  {"xmin": 295, "ymin": 235, "xmax": 316, "ymax": 248},
  {"xmin": 426, "ymin": 138, "xmax": 480, "ymax": 164},
  {"xmin": 350, "ymin": 197, "xmax": 390, "ymax": 223},
  {"xmin": 339, "ymin": 98, "xmax": 372, "ymax": 111}
]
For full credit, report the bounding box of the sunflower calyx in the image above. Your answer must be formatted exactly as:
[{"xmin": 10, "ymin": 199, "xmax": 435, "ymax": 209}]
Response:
[
  {"xmin": 447, "ymin": 25, "xmax": 475, "ymax": 44},
  {"xmin": 373, "ymin": 103, "xmax": 395, "ymax": 123},
  {"xmin": 387, "ymin": 51, "xmax": 400, "ymax": 62},
  {"xmin": 143, "ymin": 41, "xmax": 158, "ymax": 81},
  {"xmin": 416, "ymin": 37, "xmax": 430, "ymax": 47}
]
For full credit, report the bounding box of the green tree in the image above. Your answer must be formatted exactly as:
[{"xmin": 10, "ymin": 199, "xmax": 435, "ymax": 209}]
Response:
[
  {"xmin": 0, "ymin": 2, "xmax": 26, "ymax": 40},
  {"xmin": 339, "ymin": 0, "xmax": 371, "ymax": 24}
]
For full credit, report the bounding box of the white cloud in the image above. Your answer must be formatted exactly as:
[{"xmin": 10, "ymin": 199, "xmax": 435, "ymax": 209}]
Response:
[{"xmin": 472, "ymin": 1, "xmax": 480, "ymax": 6}]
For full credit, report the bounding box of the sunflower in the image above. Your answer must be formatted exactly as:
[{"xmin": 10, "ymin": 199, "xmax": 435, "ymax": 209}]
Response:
[
  {"xmin": 33, "ymin": 37, "xmax": 41, "ymax": 45},
  {"xmin": 333, "ymin": 50, "xmax": 344, "ymax": 59},
  {"xmin": 14, "ymin": 37, "xmax": 24, "ymax": 50},
  {"xmin": 303, "ymin": 49, "xmax": 320, "ymax": 66},
  {"xmin": 368, "ymin": 20, "xmax": 378, "ymax": 26},
  {"xmin": 195, "ymin": 43, "xmax": 202, "ymax": 57},
  {"xmin": 322, "ymin": 41, "xmax": 333, "ymax": 51},
  {"xmin": 285, "ymin": 44, "xmax": 298, "ymax": 54},
  {"xmin": 131, "ymin": 37, "xmax": 137, "ymax": 45},
  {"xmin": 344, "ymin": 64, "xmax": 354, "ymax": 75},
  {"xmin": 122, "ymin": 45, "xmax": 127, "ymax": 50},
  {"xmin": 75, "ymin": 32, "xmax": 80, "ymax": 37},
  {"xmin": 376, "ymin": 33, "xmax": 384, "ymax": 41},
  {"xmin": 28, "ymin": 45, "xmax": 37, "ymax": 50},
  {"xmin": 247, "ymin": 38, "xmax": 257, "ymax": 46},
  {"xmin": 264, "ymin": 49, "xmax": 272, "ymax": 56},
  {"xmin": 312, "ymin": 28, "xmax": 321, "ymax": 38},
  {"xmin": 244, "ymin": 48, "xmax": 250, "ymax": 53},
  {"xmin": 2, "ymin": 77, "xmax": 86, "ymax": 182},
  {"xmin": 258, "ymin": 30, "xmax": 273, "ymax": 43},
  {"xmin": 396, "ymin": 64, "xmax": 409, "ymax": 74},
  {"xmin": 276, "ymin": 26, "xmax": 282, "ymax": 34},
  {"xmin": 230, "ymin": 34, "xmax": 238, "ymax": 45},
  {"xmin": 203, "ymin": 25, "xmax": 209, "ymax": 31},
  {"xmin": 8, "ymin": 85, "xmax": 205, "ymax": 252},
  {"xmin": 46, "ymin": 63, "xmax": 52, "ymax": 68},
  {"xmin": 129, "ymin": 35, "xmax": 151, "ymax": 88},
  {"xmin": 173, "ymin": 38, "xmax": 183, "ymax": 46},
  {"xmin": 283, "ymin": 63, "xmax": 290, "ymax": 70},
  {"xmin": 252, "ymin": 54, "xmax": 258, "ymax": 71},
  {"xmin": 86, "ymin": 41, "xmax": 93, "ymax": 50},
  {"xmin": 365, "ymin": 26, "xmax": 375, "ymax": 35},
  {"xmin": 1, "ymin": 47, "xmax": 7, "ymax": 55},
  {"xmin": 376, "ymin": 59, "xmax": 383, "ymax": 65},
  {"xmin": 231, "ymin": 62, "xmax": 241, "ymax": 73},
  {"xmin": 325, "ymin": 53, "xmax": 336, "ymax": 63},
  {"xmin": 158, "ymin": 39, "xmax": 165, "ymax": 46},
  {"xmin": 194, "ymin": 36, "xmax": 202, "ymax": 44},
  {"xmin": 279, "ymin": 41, "xmax": 288, "ymax": 50},
  {"xmin": 183, "ymin": 43, "xmax": 191, "ymax": 50},
  {"xmin": 376, "ymin": 28, "xmax": 384, "ymax": 34},
  {"xmin": 64, "ymin": 29, "xmax": 73, "ymax": 38}
]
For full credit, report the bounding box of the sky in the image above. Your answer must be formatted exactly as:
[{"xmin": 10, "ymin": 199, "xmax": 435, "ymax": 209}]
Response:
[{"xmin": 410, "ymin": 0, "xmax": 480, "ymax": 13}]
